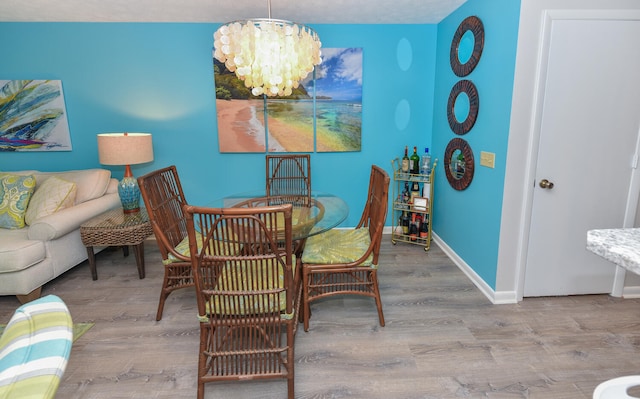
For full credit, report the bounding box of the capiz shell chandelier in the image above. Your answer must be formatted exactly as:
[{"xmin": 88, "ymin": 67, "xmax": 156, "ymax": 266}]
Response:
[{"xmin": 213, "ymin": 0, "xmax": 322, "ymax": 97}]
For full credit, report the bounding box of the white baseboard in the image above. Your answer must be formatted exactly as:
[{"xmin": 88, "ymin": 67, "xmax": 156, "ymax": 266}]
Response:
[
  {"xmin": 383, "ymin": 226, "xmax": 515, "ymax": 304},
  {"xmin": 622, "ymin": 286, "xmax": 640, "ymax": 298},
  {"xmin": 431, "ymin": 233, "xmax": 518, "ymax": 304}
]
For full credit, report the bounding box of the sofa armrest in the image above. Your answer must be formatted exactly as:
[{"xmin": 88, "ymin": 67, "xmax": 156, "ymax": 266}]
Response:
[{"xmin": 28, "ymin": 192, "xmax": 121, "ymax": 241}]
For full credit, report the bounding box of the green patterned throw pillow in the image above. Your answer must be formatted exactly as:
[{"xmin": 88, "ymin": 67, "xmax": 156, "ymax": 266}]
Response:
[{"xmin": 0, "ymin": 174, "xmax": 36, "ymax": 229}]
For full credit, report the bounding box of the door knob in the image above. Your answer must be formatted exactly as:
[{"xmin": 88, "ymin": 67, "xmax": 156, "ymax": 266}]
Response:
[{"xmin": 539, "ymin": 179, "xmax": 554, "ymax": 189}]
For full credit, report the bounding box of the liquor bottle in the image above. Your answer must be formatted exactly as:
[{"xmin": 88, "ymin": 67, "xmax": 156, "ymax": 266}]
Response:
[
  {"xmin": 409, "ymin": 213, "xmax": 418, "ymax": 241},
  {"xmin": 410, "ymin": 146, "xmax": 420, "ymax": 175},
  {"xmin": 401, "ymin": 146, "xmax": 410, "ymax": 175},
  {"xmin": 410, "ymin": 181, "xmax": 421, "ymax": 204},
  {"xmin": 421, "ymin": 147, "xmax": 431, "ymax": 176},
  {"xmin": 419, "ymin": 217, "xmax": 429, "ymax": 242},
  {"xmin": 402, "ymin": 182, "xmax": 410, "ymax": 208},
  {"xmin": 401, "ymin": 211, "xmax": 410, "ymax": 236}
]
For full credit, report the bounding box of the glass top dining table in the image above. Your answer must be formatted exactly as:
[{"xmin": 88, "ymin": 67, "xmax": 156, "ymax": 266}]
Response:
[{"xmin": 208, "ymin": 191, "xmax": 349, "ymax": 241}]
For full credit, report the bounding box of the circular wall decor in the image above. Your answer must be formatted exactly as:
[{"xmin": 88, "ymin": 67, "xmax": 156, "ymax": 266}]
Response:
[
  {"xmin": 447, "ymin": 79, "xmax": 479, "ymax": 135},
  {"xmin": 396, "ymin": 37, "xmax": 413, "ymax": 71},
  {"xmin": 444, "ymin": 137, "xmax": 475, "ymax": 191},
  {"xmin": 450, "ymin": 16, "xmax": 485, "ymax": 77}
]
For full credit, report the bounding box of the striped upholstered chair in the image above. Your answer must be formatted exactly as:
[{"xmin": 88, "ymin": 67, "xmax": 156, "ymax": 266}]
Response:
[{"xmin": 0, "ymin": 295, "xmax": 73, "ymax": 398}]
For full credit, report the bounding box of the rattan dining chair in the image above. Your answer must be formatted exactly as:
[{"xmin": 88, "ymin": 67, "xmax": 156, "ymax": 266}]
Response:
[
  {"xmin": 266, "ymin": 154, "xmax": 311, "ymax": 206},
  {"xmin": 138, "ymin": 165, "xmax": 194, "ymax": 321},
  {"xmin": 266, "ymin": 154, "xmax": 312, "ymax": 255},
  {"xmin": 301, "ymin": 165, "xmax": 390, "ymax": 331},
  {"xmin": 183, "ymin": 203, "xmax": 302, "ymax": 399}
]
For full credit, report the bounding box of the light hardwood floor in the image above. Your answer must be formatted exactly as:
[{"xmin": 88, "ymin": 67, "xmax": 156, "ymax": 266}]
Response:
[{"xmin": 1, "ymin": 236, "xmax": 639, "ymax": 398}]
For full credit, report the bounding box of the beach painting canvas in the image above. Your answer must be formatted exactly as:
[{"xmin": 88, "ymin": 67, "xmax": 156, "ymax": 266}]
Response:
[
  {"xmin": 0, "ymin": 80, "xmax": 72, "ymax": 152},
  {"xmin": 213, "ymin": 48, "xmax": 362, "ymax": 153},
  {"xmin": 265, "ymin": 96, "xmax": 314, "ymax": 153},
  {"xmin": 214, "ymin": 58, "xmax": 266, "ymax": 153},
  {"xmin": 315, "ymin": 47, "xmax": 362, "ymax": 152},
  {"xmin": 313, "ymin": 48, "xmax": 363, "ymax": 152},
  {"xmin": 214, "ymin": 58, "xmax": 315, "ymax": 153},
  {"xmin": 264, "ymin": 48, "xmax": 364, "ymax": 153}
]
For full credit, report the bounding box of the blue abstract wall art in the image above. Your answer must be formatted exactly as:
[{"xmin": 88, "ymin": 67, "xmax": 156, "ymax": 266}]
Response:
[{"xmin": 0, "ymin": 80, "xmax": 72, "ymax": 152}]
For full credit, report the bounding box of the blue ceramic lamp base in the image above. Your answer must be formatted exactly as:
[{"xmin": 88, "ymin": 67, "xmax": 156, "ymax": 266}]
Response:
[{"xmin": 118, "ymin": 165, "xmax": 140, "ymax": 213}]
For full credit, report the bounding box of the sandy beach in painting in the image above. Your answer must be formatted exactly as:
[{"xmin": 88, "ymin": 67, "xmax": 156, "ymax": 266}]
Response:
[
  {"xmin": 216, "ymin": 99, "xmax": 314, "ymax": 153},
  {"xmin": 216, "ymin": 99, "xmax": 265, "ymax": 152}
]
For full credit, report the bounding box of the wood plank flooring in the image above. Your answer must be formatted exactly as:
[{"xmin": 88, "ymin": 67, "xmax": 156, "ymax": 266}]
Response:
[{"xmin": 1, "ymin": 237, "xmax": 640, "ymax": 398}]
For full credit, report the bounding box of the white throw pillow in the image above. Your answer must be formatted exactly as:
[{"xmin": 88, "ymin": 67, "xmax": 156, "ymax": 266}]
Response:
[{"xmin": 25, "ymin": 176, "xmax": 77, "ymax": 225}]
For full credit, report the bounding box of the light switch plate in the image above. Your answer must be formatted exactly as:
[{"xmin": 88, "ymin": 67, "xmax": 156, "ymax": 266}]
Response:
[{"xmin": 480, "ymin": 151, "xmax": 495, "ymax": 168}]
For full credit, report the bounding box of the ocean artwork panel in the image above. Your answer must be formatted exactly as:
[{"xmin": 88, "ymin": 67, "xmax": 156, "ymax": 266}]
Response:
[
  {"xmin": 0, "ymin": 80, "xmax": 72, "ymax": 152},
  {"xmin": 313, "ymin": 48, "xmax": 363, "ymax": 152},
  {"xmin": 212, "ymin": 48, "xmax": 362, "ymax": 153},
  {"xmin": 215, "ymin": 98, "xmax": 267, "ymax": 153},
  {"xmin": 265, "ymin": 99, "xmax": 314, "ymax": 153}
]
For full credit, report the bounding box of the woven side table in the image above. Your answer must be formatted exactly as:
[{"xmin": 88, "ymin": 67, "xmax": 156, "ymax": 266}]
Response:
[{"xmin": 80, "ymin": 208, "xmax": 154, "ymax": 280}]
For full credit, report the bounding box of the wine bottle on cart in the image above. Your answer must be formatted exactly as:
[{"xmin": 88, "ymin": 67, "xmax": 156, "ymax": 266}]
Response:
[
  {"xmin": 410, "ymin": 146, "xmax": 420, "ymax": 175},
  {"xmin": 419, "ymin": 216, "xmax": 429, "ymax": 242},
  {"xmin": 401, "ymin": 146, "xmax": 410, "ymax": 176},
  {"xmin": 409, "ymin": 213, "xmax": 418, "ymax": 241}
]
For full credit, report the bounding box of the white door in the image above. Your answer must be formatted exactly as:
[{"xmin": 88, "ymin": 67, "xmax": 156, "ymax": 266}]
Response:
[{"xmin": 523, "ymin": 17, "xmax": 640, "ymax": 296}]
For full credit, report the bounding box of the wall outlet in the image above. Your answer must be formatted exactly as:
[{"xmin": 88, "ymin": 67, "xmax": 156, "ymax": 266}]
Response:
[{"xmin": 480, "ymin": 151, "xmax": 495, "ymax": 168}]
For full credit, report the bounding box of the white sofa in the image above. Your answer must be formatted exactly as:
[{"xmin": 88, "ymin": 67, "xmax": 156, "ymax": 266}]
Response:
[{"xmin": 0, "ymin": 169, "xmax": 120, "ymax": 303}]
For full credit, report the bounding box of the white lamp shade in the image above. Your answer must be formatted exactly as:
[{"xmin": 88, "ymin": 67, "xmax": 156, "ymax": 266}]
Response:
[{"xmin": 97, "ymin": 133, "xmax": 154, "ymax": 166}]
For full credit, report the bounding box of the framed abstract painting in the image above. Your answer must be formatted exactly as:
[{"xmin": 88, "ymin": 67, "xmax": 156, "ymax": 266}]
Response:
[{"xmin": 0, "ymin": 80, "xmax": 72, "ymax": 151}]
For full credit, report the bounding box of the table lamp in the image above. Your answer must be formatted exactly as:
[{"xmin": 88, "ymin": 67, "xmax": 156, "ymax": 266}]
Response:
[{"xmin": 97, "ymin": 132, "xmax": 153, "ymax": 213}]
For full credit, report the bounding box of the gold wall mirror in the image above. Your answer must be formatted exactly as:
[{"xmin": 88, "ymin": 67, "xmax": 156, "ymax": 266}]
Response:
[
  {"xmin": 450, "ymin": 16, "xmax": 485, "ymax": 77},
  {"xmin": 447, "ymin": 79, "xmax": 479, "ymax": 135},
  {"xmin": 444, "ymin": 137, "xmax": 475, "ymax": 191}
]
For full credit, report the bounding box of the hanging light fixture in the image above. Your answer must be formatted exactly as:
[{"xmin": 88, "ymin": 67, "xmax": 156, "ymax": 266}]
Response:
[{"xmin": 213, "ymin": 0, "xmax": 322, "ymax": 97}]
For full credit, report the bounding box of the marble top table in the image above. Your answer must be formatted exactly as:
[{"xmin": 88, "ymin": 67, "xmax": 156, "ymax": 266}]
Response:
[{"xmin": 586, "ymin": 228, "xmax": 640, "ymax": 275}]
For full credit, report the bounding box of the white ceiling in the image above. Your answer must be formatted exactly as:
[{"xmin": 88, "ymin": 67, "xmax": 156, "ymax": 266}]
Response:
[{"xmin": 0, "ymin": 0, "xmax": 467, "ymax": 24}]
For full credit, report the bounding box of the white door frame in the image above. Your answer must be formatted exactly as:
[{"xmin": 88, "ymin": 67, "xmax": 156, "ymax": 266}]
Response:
[{"xmin": 497, "ymin": 1, "xmax": 640, "ymax": 303}]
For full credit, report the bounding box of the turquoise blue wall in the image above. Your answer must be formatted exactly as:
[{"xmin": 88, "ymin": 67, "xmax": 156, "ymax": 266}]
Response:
[
  {"xmin": 431, "ymin": 0, "xmax": 520, "ymax": 288},
  {"xmin": 0, "ymin": 2, "xmax": 522, "ymax": 291},
  {"xmin": 0, "ymin": 22, "xmax": 436, "ymax": 228}
]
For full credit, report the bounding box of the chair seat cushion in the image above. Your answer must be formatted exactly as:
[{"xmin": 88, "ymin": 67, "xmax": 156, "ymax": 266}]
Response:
[
  {"xmin": 302, "ymin": 228, "xmax": 373, "ymax": 266},
  {"xmin": 163, "ymin": 234, "xmax": 200, "ymax": 265},
  {"xmin": 202, "ymin": 255, "xmax": 296, "ymax": 318},
  {"xmin": 164, "ymin": 232, "xmax": 237, "ymax": 265}
]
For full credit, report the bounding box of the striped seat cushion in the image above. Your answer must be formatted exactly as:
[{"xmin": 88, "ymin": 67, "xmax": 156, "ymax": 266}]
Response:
[
  {"xmin": 199, "ymin": 255, "xmax": 297, "ymax": 320},
  {"xmin": 164, "ymin": 232, "xmax": 237, "ymax": 265},
  {"xmin": 0, "ymin": 295, "xmax": 73, "ymax": 399}
]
